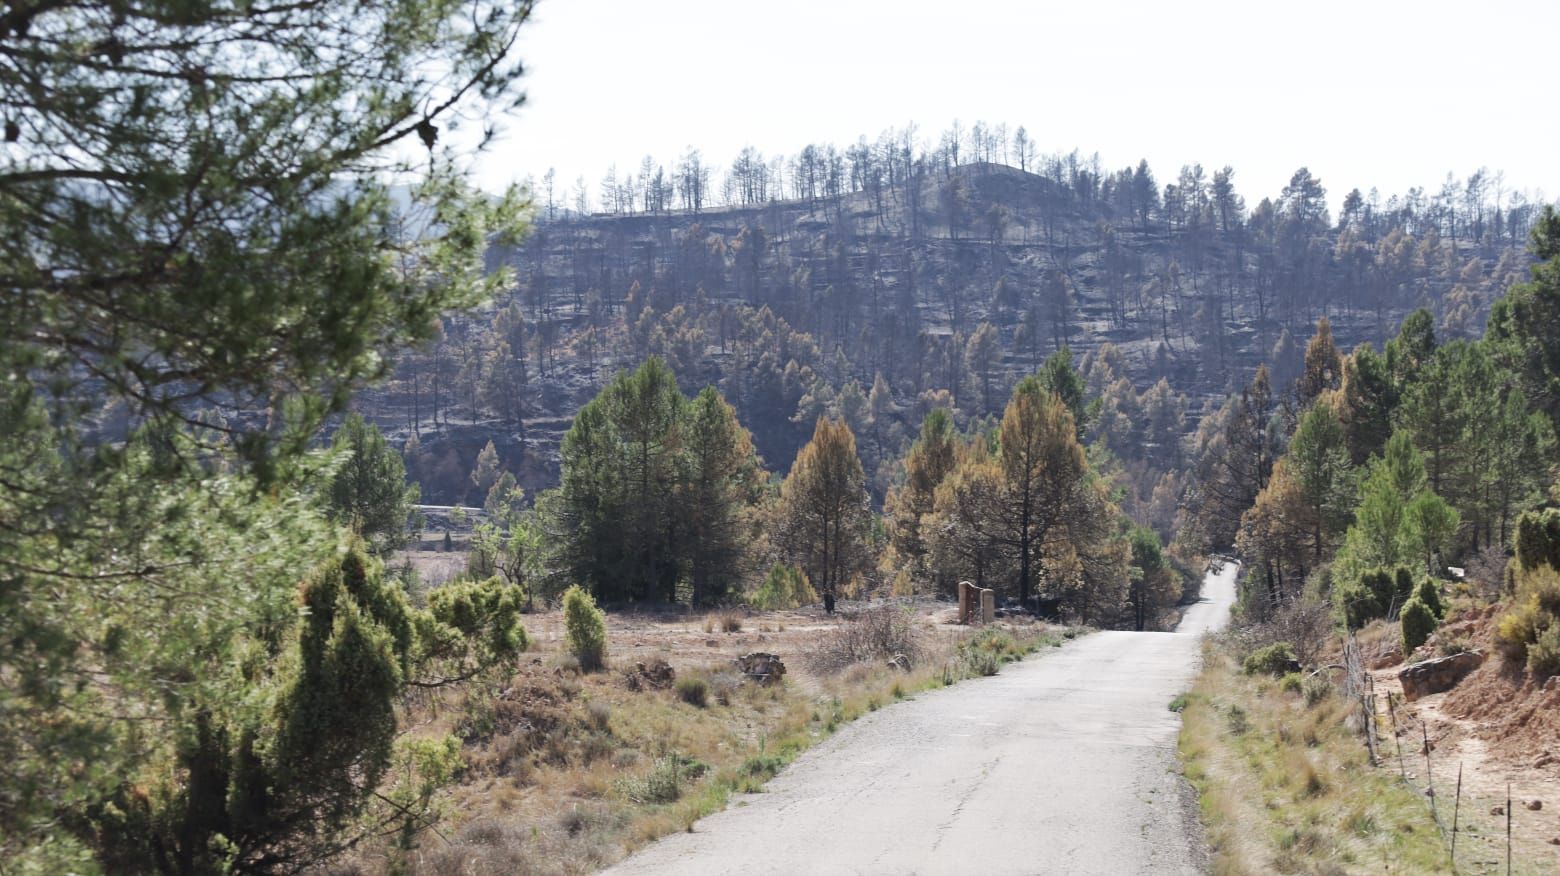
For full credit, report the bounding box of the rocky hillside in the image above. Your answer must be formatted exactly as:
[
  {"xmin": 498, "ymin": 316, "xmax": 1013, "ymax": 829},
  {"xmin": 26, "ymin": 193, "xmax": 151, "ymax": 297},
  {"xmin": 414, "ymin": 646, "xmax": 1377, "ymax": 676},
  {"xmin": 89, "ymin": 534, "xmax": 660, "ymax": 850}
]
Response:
[{"xmin": 359, "ymin": 160, "xmax": 1537, "ymax": 504}]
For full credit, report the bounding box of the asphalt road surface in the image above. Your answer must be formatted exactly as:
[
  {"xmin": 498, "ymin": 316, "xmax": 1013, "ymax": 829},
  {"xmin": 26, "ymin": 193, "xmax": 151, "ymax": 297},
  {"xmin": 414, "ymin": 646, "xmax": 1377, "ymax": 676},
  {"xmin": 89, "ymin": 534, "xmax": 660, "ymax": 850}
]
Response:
[{"xmin": 603, "ymin": 563, "xmax": 1238, "ymax": 876}]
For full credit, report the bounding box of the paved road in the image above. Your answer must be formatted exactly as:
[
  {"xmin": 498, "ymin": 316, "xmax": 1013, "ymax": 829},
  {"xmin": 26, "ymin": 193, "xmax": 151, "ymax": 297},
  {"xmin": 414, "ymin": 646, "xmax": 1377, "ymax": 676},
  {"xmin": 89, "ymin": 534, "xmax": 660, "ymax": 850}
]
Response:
[{"xmin": 603, "ymin": 564, "xmax": 1238, "ymax": 876}]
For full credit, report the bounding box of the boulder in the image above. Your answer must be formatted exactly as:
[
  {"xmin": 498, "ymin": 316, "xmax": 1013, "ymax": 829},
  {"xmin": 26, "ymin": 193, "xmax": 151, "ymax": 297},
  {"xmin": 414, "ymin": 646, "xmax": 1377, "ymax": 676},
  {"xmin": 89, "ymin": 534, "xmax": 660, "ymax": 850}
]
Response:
[
  {"xmin": 735, "ymin": 652, "xmax": 786, "ymax": 685},
  {"xmin": 1399, "ymin": 650, "xmax": 1484, "ymax": 702}
]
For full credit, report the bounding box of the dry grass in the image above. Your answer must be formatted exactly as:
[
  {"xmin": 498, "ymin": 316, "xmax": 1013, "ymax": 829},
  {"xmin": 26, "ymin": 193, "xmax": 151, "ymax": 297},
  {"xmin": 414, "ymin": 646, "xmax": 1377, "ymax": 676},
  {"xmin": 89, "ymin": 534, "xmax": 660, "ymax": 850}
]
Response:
[
  {"xmin": 702, "ymin": 609, "xmax": 743, "ymax": 634},
  {"xmin": 1179, "ymin": 641, "xmax": 1452, "ymax": 875},
  {"xmin": 341, "ymin": 604, "xmax": 1065, "ymax": 874},
  {"xmin": 804, "ymin": 603, "xmax": 924, "ymax": 673}
]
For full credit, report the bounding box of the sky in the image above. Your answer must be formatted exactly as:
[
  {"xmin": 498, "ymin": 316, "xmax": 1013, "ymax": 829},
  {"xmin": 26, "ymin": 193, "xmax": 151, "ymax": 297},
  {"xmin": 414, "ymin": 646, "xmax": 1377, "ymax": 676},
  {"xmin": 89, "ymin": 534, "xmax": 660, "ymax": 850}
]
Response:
[{"xmin": 466, "ymin": 0, "xmax": 1559, "ymax": 210}]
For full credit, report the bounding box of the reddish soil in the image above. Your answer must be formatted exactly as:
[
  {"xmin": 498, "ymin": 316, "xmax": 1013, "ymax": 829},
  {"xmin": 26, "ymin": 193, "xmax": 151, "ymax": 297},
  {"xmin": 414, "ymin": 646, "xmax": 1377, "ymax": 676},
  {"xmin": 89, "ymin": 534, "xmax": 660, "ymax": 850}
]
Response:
[{"xmin": 1370, "ymin": 604, "xmax": 1560, "ymax": 874}]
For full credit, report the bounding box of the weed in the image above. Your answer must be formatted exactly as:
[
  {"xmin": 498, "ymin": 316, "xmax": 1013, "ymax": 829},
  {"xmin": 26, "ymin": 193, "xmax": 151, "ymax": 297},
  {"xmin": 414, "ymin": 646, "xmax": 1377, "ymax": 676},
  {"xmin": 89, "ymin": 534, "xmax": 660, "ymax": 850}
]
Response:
[
  {"xmin": 1225, "ymin": 704, "xmax": 1249, "ymax": 734},
  {"xmin": 1436, "ymin": 635, "xmax": 1472, "ymax": 656},
  {"xmin": 616, "ymin": 753, "xmax": 708, "ymax": 804},
  {"xmin": 740, "ymin": 754, "xmax": 786, "ymax": 783},
  {"xmin": 1168, "ymin": 693, "xmax": 1191, "ymax": 712},
  {"xmin": 1301, "ymin": 675, "xmax": 1332, "ymax": 708},
  {"xmin": 587, "ymin": 700, "xmax": 612, "ymax": 732},
  {"xmin": 674, "ymin": 676, "xmax": 709, "ymax": 708}
]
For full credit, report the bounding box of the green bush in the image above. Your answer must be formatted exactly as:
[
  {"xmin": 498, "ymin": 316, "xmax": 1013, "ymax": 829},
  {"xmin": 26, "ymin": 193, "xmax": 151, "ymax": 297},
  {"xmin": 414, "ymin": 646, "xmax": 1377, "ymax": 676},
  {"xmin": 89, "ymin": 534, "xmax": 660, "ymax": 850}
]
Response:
[
  {"xmin": 1401, "ymin": 597, "xmax": 1437, "ymax": 654},
  {"xmin": 615, "ymin": 753, "xmax": 707, "ymax": 804},
  {"xmin": 956, "ymin": 628, "xmax": 1022, "ymax": 677},
  {"xmin": 1337, "ymin": 566, "xmax": 1417, "ymax": 629},
  {"xmin": 562, "ymin": 584, "xmax": 608, "ymax": 671},
  {"xmin": 1335, "ymin": 577, "xmax": 1380, "ymax": 630},
  {"xmin": 1242, "ymin": 642, "xmax": 1297, "ymax": 676},
  {"xmin": 674, "ymin": 676, "xmax": 709, "ymax": 708},
  {"xmin": 1528, "ymin": 625, "xmax": 1560, "ymax": 677},
  {"xmin": 1280, "ymin": 673, "xmax": 1304, "ymax": 694},
  {"xmin": 1412, "ymin": 577, "xmax": 1445, "ymax": 620},
  {"xmin": 1515, "ymin": 507, "xmax": 1560, "ymax": 571}
]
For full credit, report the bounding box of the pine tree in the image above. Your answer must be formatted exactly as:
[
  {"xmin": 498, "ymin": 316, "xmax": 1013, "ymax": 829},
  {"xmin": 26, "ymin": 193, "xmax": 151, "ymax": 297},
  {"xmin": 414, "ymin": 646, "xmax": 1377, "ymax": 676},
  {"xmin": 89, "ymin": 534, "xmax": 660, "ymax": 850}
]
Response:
[
  {"xmin": 682, "ymin": 387, "xmax": 764, "ymax": 605},
  {"xmin": 1286, "ymin": 403, "xmax": 1355, "ymax": 562},
  {"xmin": 776, "ymin": 418, "xmax": 872, "ymax": 597},
  {"xmin": 1296, "ymin": 317, "xmax": 1342, "ymax": 405},
  {"xmin": 325, "ymin": 413, "xmax": 420, "ymax": 554},
  {"xmin": 1488, "ymin": 206, "xmax": 1560, "ymax": 431},
  {"xmin": 885, "ymin": 408, "xmax": 959, "ymax": 591},
  {"xmin": 0, "ymin": 0, "xmax": 534, "ymax": 866}
]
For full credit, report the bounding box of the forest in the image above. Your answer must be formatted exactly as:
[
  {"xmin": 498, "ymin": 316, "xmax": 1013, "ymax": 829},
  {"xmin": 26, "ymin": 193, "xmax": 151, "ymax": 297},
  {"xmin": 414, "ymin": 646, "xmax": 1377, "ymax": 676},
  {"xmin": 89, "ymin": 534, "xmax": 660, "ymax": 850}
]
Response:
[{"xmin": 5, "ymin": 0, "xmax": 1560, "ymax": 871}]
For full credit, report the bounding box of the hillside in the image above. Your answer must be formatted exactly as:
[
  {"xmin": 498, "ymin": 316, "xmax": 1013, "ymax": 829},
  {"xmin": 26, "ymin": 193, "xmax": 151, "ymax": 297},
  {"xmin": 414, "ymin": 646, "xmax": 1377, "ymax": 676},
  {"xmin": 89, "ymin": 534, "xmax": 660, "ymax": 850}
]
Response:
[{"xmin": 362, "ymin": 158, "xmax": 1536, "ymax": 505}]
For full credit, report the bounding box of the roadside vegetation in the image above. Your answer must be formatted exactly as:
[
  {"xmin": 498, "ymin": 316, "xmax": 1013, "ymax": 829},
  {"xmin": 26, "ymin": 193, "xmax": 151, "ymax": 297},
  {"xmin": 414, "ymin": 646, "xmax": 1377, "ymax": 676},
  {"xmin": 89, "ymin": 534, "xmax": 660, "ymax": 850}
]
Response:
[
  {"xmin": 1179, "ymin": 644, "xmax": 1450, "ymax": 875},
  {"xmin": 340, "ymin": 605, "xmax": 1071, "ymax": 873}
]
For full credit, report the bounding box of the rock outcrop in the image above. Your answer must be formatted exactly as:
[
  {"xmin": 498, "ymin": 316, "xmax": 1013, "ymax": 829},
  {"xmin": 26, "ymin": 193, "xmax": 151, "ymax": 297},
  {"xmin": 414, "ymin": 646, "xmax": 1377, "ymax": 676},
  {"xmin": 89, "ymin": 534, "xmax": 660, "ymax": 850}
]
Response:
[
  {"xmin": 1399, "ymin": 650, "xmax": 1484, "ymax": 702},
  {"xmin": 735, "ymin": 652, "xmax": 786, "ymax": 684}
]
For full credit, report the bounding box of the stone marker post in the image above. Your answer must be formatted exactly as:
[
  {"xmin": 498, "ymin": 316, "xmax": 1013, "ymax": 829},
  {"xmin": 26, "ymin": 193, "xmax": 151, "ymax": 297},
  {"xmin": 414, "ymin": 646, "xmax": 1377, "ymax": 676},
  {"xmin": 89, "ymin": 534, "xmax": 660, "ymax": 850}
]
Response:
[{"xmin": 980, "ymin": 588, "xmax": 995, "ymax": 625}]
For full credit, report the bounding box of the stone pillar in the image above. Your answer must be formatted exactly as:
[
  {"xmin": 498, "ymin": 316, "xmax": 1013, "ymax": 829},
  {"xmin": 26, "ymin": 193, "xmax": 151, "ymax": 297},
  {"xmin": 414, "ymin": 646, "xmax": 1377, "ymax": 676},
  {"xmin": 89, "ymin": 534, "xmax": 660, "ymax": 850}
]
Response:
[
  {"xmin": 980, "ymin": 588, "xmax": 995, "ymax": 625},
  {"xmin": 957, "ymin": 581, "xmax": 975, "ymax": 625}
]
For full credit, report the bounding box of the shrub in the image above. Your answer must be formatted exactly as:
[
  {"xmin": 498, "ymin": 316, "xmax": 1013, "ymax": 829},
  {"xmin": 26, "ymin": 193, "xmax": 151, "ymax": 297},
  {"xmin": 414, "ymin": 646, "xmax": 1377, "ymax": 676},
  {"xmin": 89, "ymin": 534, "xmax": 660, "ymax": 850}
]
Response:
[
  {"xmin": 1242, "ymin": 642, "xmax": 1297, "ymax": 676},
  {"xmin": 741, "ymin": 754, "xmax": 786, "ymax": 781},
  {"xmin": 1280, "ymin": 673, "xmax": 1304, "ymax": 694},
  {"xmin": 1528, "ymin": 625, "xmax": 1560, "ymax": 677},
  {"xmin": 615, "ymin": 754, "xmax": 706, "ymax": 804},
  {"xmin": 1515, "ymin": 507, "xmax": 1560, "ymax": 571},
  {"xmin": 562, "ymin": 585, "xmax": 608, "ymax": 672},
  {"xmin": 962, "ymin": 648, "xmax": 1001, "ymax": 677},
  {"xmin": 805, "ymin": 604, "xmax": 922, "ymax": 674},
  {"xmin": 1168, "ymin": 693, "xmax": 1190, "ymax": 712},
  {"xmin": 674, "ymin": 676, "xmax": 709, "ymax": 708},
  {"xmin": 1412, "ymin": 577, "xmax": 1445, "ymax": 620},
  {"xmin": 1496, "ymin": 565, "xmax": 1560, "ymax": 668},
  {"xmin": 703, "ymin": 610, "xmax": 742, "ymax": 633},
  {"xmin": 1438, "ymin": 636, "xmax": 1471, "ymax": 656},
  {"xmin": 748, "ymin": 563, "xmax": 819, "ymax": 611},
  {"xmin": 1339, "ymin": 566, "xmax": 1417, "ymax": 628},
  {"xmin": 1400, "ymin": 597, "xmax": 1437, "ymax": 654},
  {"xmin": 1334, "ymin": 577, "xmax": 1380, "ymax": 631},
  {"xmin": 708, "ymin": 669, "xmax": 743, "ymax": 706},
  {"xmin": 1302, "ymin": 675, "xmax": 1332, "ymax": 708},
  {"xmin": 586, "ymin": 700, "xmax": 611, "ymax": 732}
]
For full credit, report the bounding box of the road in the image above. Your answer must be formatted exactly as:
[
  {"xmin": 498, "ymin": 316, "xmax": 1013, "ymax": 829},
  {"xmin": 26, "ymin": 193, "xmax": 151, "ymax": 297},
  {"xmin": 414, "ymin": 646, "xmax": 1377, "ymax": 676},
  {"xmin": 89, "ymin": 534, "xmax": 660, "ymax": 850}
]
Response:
[{"xmin": 602, "ymin": 563, "xmax": 1238, "ymax": 876}]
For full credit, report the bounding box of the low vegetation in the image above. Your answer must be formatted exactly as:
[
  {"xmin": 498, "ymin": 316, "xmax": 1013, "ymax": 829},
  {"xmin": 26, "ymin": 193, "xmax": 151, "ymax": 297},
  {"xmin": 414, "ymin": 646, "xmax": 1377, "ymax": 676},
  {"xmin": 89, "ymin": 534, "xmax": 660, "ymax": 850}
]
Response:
[
  {"xmin": 1497, "ymin": 516, "xmax": 1560, "ymax": 676},
  {"xmin": 353, "ymin": 611, "xmax": 1066, "ymax": 872},
  {"xmin": 563, "ymin": 585, "xmax": 609, "ymax": 671},
  {"xmin": 1180, "ymin": 644, "xmax": 1451, "ymax": 875}
]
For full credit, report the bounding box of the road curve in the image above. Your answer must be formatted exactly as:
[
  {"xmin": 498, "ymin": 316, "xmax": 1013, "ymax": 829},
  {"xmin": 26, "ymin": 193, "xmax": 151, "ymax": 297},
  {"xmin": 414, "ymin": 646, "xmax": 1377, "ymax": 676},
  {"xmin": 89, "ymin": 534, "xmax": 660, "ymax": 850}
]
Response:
[{"xmin": 603, "ymin": 564, "xmax": 1238, "ymax": 876}]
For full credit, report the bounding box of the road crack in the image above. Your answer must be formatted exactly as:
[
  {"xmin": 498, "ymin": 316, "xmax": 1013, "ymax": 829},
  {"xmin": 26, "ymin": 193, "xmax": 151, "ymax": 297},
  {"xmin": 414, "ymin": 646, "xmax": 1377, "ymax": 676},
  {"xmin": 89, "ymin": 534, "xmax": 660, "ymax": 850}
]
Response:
[{"xmin": 929, "ymin": 754, "xmax": 1003, "ymax": 852}]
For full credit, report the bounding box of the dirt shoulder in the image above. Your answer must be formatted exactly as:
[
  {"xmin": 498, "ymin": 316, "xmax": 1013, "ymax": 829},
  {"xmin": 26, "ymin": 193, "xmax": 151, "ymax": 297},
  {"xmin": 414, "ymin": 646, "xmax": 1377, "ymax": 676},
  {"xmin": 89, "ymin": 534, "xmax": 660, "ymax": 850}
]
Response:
[{"xmin": 1368, "ymin": 604, "xmax": 1560, "ymax": 875}]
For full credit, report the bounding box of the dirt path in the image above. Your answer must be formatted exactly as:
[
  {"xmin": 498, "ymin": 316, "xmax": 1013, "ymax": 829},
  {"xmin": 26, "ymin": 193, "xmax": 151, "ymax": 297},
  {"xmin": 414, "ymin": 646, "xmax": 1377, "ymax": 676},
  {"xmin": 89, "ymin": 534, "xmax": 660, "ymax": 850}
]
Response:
[
  {"xmin": 1372, "ymin": 668, "xmax": 1560, "ymax": 874},
  {"xmin": 600, "ymin": 566, "xmax": 1237, "ymax": 875}
]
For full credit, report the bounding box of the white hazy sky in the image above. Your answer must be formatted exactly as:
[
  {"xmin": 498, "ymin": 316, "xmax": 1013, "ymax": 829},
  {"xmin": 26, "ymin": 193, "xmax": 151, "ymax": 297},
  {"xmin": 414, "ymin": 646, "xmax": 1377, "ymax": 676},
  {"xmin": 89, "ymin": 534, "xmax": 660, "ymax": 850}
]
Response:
[{"xmin": 468, "ymin": 0, "xmax": 1559, "ymax": 208}]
